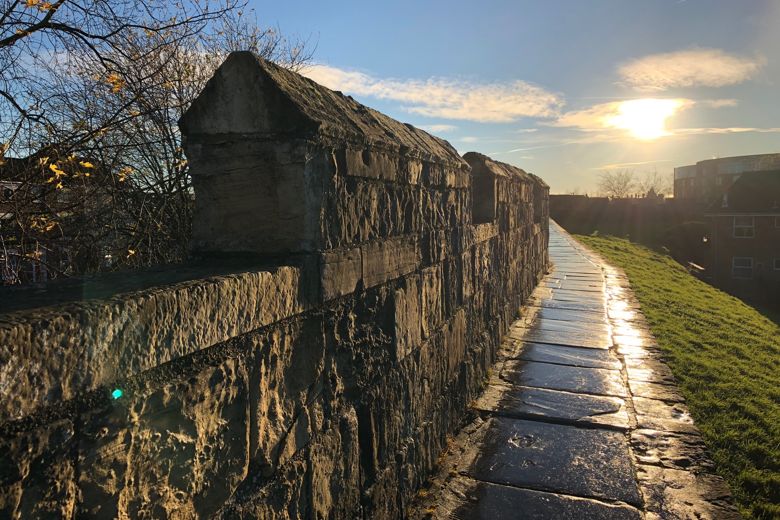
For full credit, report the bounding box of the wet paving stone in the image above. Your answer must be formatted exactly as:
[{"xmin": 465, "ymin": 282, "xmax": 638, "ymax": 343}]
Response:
[
  {"xmin": 633, "ymin": 397, "xmax": 694, "ymax": 424},
  {"xmin": 630, "ymin": 429, "xmax": 716, "ymax": 472},
  {"xmin": 543, "ymin": 279, "xmax": 603, "ymax": 293},
  {"xmin": 547, "ymin": 289, "xmax": 606, "ymax": 304},
  {"xmin": 475, "ymin": 383, "xmax": 629, "ymax": 430},
  {"xmin": 526, "ymin": 305, "xmax": 607, "ymax": 324},
  {"xmin": 517, "ymin": 327, "xmax": 612, "ymax": 349},
  {"xmin": 635, "ymin": 415, "xmax": 701, "ymax": 435},
  {"xmin": 636, "ymin": 465, "xmax": 741, "ymax": 520},
  {"xmin": 466, "ymin": 417, "xmax": 642, "ymax": 506},
  {"xmin": 522, "ymin": 316, "xmax": 611, "ymax": 336},
  {"xmin": 538, "ymin": 297, "xmax": 605, "ymax": 313},
  {"xmin": 437, "ymin": 478, "xmax": 642, "ymax": 520},
  {"xmin": 613, "ymin": 334, "xmax": 657, "ymax": 349},
  {"xmin": 625, "ymin": 362, "xmax": 677, "ymax": 385},
  {"xmin": 514, "ymin": 342, "xmax": 621, "ymax": 370},
  {"xmin": 502, "ymin": 360, "xmax": 627, "ymax": 397},
  {"xmin": 629, "ymin": 380, "xmax": 686, "ymax": 402}
]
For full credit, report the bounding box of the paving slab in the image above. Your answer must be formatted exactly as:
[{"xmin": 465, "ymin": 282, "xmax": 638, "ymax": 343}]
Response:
[
  {"xmin": 474, "ymin": 383, "xmax": 629, "ymax": 430},
  {"xmin": 629, "ymin": 380, "xmax": 686, "ymax": 402},
  {"xmin": 636, "ymin": 465, "xmax": 741, "ymax": 520},
  {"xmin": 513, "ymin": 328, "xmax": 612, "ymax": 349},
  {"xmin": 438, "ymin": 478, "xmax": 642, "ymax": 520},
  {"xmin": 465, "ymin": 418, "xmax": 642, "ymax": 506},
  {"xmin": 514, "ymin": 342, "xmax": 621, "ymax": 370},
  {"xmin": 537, "ymin": 297, "xmax": 605, "ymax": 313},
  {"xmin": 520, "ymin": 316, "xmax": 611, "ymax": 336},
  {"xmin": 630, "ymin": 429, "xmax": 717, "ymax": 472},
  {"xmin": 526, "ymin": 305, "xmax": 607, "ymax": 325},
  {"xmin": 502, "ymin": 360, "xmax": 627, "ymax": 397}
]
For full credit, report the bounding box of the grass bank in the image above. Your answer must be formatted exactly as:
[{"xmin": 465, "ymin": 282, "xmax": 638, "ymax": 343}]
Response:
[{"xmin": 576, "ymin": 234, "xmax": 780, "ymax": 519}]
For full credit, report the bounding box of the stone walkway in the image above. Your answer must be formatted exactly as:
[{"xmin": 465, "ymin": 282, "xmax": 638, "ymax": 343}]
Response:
[{"xmin": 412, "ymin": 222, "xmax": 740, "ymax": 520}]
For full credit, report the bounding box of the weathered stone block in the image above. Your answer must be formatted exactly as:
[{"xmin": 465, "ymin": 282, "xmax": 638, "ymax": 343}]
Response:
[
  {"xmin": 421, "ymin": 265, "xmax": 443, "ymax": 339},
  {"xmin": 248, "ymin": 318, "xmax": 324, "ymax": 473},
  {"xmin": 0, "ymin": 420, "xmax": 77, "ymax": 520},
  {"xmin": 445, "ymin": 310, "xmax": 467, "ymax": 379},
  {"xmin": 320, "ymin": 247, "xmax": 362, "ymax": 301},
  {"xmin": 340, "ymin": 147, "xmax": 398, "ymax": 181},
  {"xmin": 393, "ymin": 275, "xmax": 422, "ymax": 360},
  {"xmin": 361, "ymin": 236, "xmax": 420, "ymax": 288},
  {"xmin": 77, "ymin": 357, "xmax": 249, "ymax": 519}
]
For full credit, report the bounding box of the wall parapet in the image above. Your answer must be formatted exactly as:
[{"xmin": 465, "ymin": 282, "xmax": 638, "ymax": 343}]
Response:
[{"xmin": 0, "ymin": 52, "xmax": 549, "ymax": 519}]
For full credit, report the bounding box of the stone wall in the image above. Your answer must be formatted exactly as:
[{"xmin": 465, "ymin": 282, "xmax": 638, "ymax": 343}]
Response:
[{"xmin": 0, "ymin": 52, "xmax": 549, "ymax": 519}]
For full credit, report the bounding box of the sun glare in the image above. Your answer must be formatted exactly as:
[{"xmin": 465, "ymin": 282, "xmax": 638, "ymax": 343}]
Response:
[{"xmin": 608, "ymin": 98, "xmax": 684, "ymax": 140}]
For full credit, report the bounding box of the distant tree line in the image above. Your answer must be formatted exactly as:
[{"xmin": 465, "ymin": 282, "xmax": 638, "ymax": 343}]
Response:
[{"xmin": 597, "ymin": 169, "xmax": 672, "ymax": 198}]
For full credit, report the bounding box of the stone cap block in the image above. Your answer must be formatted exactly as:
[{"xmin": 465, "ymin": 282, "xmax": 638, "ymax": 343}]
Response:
[{"xmin": 180, "ymin": 52, "xmax": 468, "ymax": 169}]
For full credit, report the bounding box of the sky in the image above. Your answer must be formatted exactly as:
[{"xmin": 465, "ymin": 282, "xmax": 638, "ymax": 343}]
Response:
[{"xmin": 248, "ymin": 0, "xmax": 780, "ymax": 193}]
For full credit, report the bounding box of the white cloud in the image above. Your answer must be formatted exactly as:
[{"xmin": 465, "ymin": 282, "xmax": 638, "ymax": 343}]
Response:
[
  {"xmin": 701, "ymin": 99, "xmax": 739, "ymax": 108},
  {"xmin": 552, "ymin": 98, "xmax": 692, "ymax": 139},
  {"xmin": 418, "ymin": 124, "xmax": 457, "ymax": 133},
  {"xmin": 302, "ymin": 64, "xmax": 563, "ymax": 123},
  {"xmin": 675, "ymin": 127, "xmax": 780, "ymax": 135},
  {"xmin": 618, "ymin": 48, "xmax": 764, "ymax": 91},
  {"xmin": 459, "ymin": 136, "xmax": 479, "ymax": 143}
]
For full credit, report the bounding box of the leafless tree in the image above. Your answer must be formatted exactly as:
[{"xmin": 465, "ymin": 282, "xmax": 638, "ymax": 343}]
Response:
[
  {"xmin": 598, "ymin": 169, "xmax": 636, "ymax": 198},
  {"xmin": 1, "ymin": 3, "xmax": 314, "ymax": 284},
  {"xmin": 636, "ymin": 169, "xmax": 672, "ymax": 197}
]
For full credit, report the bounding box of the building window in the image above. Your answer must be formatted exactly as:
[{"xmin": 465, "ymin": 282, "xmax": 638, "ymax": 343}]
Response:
[
  {"xmin": 775, "ymin": 216, "xmax": 780, "ymax": 228},
  {"xmin": 774, "ymin": 258, "xmax": 780, "ymax": 271},
  {"xmin": 733, "ymin": 216, "xmax": 754, "ymax": 238},
  {"xmin": 732, "ymin": 257, "xmax": 753, "ymax": 279},
  {"xmin": 715, "ymin": 176, "xmax": 723, "ymax": 186}
]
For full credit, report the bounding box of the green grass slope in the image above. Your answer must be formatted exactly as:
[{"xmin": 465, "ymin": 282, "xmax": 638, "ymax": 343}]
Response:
[{"xmin": 576, "ymin": 234, "xmax": 780, "ymax": 519}]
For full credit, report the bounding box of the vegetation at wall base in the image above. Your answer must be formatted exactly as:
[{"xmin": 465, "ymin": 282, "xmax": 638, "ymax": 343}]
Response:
[{"xmin": 576, "ymin": 234, "xmax": 780, "ymax": 520}]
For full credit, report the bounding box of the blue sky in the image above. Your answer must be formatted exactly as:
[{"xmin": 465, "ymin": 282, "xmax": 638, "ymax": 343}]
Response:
[{"xmin": 249, "ymin": 0, "xmax": 780, "ymax": 193}]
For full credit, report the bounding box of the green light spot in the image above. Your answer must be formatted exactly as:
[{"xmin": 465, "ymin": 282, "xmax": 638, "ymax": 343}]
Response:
[{"xmin": 111, "ymin": 388, "xmax": 123, "ymax": 400}]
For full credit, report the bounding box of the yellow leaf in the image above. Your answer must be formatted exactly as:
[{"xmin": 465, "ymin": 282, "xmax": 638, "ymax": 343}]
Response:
[
  {"xmin": 55, "ymin": 182, "xmax": 63, "ymax": 189},
  {"xmin": 25, "ymin": 0, "xmax": 40, "ymax": 7},
  {"xmin": 79, "ymin": 161, "xmax": 94, "ymax": 168},
  {"xmin": 49, "ymin": 163, "xmax": 66, "ymax": 177}
]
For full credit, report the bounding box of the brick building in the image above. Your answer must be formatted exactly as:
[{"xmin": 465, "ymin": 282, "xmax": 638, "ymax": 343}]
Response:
[
  {"xmin": 674, "ymin": 153, "xmax": 780, "ymax": 202},
  {"xmin": 706, "ymin": 170, "xmax": 780, "ymax": 301}
]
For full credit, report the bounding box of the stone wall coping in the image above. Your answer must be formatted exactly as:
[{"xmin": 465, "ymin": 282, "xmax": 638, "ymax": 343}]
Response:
[{"xmin": 0, "ymin": 260, "xmax": 314, "ymax": 424}]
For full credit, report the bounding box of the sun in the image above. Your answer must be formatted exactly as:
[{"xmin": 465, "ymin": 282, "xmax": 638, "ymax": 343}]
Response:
[{"xmin": 607, "ymin": 98, "xmax": 685, "ymax": 140}]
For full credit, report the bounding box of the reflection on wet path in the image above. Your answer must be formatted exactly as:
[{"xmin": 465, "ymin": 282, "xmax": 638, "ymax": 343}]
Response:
[{"xmin": 412, "ymin": 221, "xmax": 739, "ymax": 520}]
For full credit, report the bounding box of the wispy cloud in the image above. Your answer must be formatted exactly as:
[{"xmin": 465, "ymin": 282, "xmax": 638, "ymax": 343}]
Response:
[
  {"xmin": 590, "ymin": 160, "xmax": 672, "ymax": 170},
  {"xmin": 675, "ymin": 127, "xmax": 780, "ymax": 135},
  {"xmin": 618, "ymin": 48, "xmax": 765, "ymax": 91},
  {"xmin": 302, "ymin": 64, "xmax": 564, "ymax": 123},
  {"xmin": 459, "ymin": 136, "xmax": 479, "ymax": 143},
  {"xmin": 701, "ymin": 99, "xmax": 739, "ymax": 108},
  {"xmin": 418, "ymin": 124, "xmax": 457, "ymax": 133}
]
